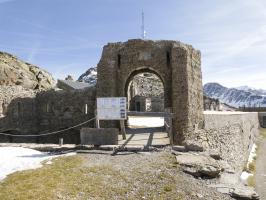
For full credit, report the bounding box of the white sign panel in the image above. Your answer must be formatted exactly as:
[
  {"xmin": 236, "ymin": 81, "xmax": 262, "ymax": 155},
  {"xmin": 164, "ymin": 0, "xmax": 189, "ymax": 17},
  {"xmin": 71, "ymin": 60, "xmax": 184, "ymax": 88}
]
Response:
[{"xmin": 97, "ymin": 97, "xmax": 127, "ymax": 120}]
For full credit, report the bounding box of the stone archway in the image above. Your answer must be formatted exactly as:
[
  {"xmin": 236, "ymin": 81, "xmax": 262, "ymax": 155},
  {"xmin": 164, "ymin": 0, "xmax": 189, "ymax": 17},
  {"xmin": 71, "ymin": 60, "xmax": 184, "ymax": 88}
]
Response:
[
  {"xmin": 96, "ymin": 39, "xmax": 204, "ymax": 144},
  {"xmin": 124, "ymin": 68, "xmax": 165, "ymax": 112}
]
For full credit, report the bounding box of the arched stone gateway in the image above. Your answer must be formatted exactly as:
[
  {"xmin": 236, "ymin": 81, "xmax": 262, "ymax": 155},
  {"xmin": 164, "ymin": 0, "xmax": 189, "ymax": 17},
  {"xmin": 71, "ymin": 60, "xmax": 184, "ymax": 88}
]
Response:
[{"xmin": 96, "ymin": 39, "xmax": 204, "ymax": 144}]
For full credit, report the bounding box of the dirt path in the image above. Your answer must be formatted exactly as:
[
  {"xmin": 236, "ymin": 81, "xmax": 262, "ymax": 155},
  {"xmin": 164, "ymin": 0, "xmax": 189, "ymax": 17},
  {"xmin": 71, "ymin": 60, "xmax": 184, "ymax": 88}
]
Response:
[{"xmin": 255, "ymin": 130, "xmax": 266, "ymax": 200}]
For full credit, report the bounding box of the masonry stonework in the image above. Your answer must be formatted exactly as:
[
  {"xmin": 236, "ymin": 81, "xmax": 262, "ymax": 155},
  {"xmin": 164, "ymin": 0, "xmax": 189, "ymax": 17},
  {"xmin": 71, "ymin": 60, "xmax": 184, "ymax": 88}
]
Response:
[
  {"xmin": 0, "ymin": 87, "xmax": 96, "ymax": 144},
  {"xmin": 204, "ymin": 112, "xmax": 259, "ymax": 174},
  {"xmin": 97, "ymin": 39, "xmax": 204, "ymax": 144}
]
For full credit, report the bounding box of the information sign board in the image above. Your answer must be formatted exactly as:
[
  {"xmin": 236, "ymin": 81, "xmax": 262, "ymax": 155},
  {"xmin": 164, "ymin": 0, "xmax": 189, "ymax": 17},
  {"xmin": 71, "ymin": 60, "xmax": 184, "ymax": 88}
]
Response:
[{"xmin": 97, "ymin": 97, "xmax": 127, "ymax": 120}]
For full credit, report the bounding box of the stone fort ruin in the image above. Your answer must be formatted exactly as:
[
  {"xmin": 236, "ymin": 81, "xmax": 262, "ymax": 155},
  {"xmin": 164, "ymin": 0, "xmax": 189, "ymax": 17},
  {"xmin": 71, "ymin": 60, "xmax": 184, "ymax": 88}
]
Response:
[
  {"xmin": 0, "ymin": 39, "xmax": 261, "ymax": 198},
  {"xmin": 0, "ymin": 39, "xmax": 258, "ymax": 153},
  {"xmin": 97, "ymin": 39, "xmax": 204, "ymax": 143}
]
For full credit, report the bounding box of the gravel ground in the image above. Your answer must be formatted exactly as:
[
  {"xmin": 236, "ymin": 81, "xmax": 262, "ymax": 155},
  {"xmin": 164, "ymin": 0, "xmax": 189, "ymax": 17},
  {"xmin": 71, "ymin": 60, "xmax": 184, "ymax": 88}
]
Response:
[{"xmin": 81, "ymin": 149, "xmax": 233, "ymax": 200}]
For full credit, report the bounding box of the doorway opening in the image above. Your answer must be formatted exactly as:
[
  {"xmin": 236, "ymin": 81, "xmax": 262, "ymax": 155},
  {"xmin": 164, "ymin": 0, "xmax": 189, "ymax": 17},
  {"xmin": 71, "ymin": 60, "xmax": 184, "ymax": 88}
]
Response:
[{"xmin": 126, "ymin": 71, "xmax": 164, "ymax": 128}]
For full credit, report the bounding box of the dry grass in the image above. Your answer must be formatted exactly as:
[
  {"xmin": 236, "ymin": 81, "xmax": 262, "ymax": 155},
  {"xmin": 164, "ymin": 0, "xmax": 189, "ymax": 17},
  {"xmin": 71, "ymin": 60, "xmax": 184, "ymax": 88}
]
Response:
[
  {"xmin": 0, "ymin": 151, "xmax": 232, "ymax": 200},
  {"xmin": 247, "ymin": 175, "xmax": 256, "ymax": 187},
  {"xmin": 0, "ymin": 154, "xmax": 186, "ymax": 200},
  {"xmin": 260, "ymin": 128, "xmax": 266, "ymax": 138},
  {"xmin": 248, "ymin": 162, "xmax": 256, "ymax": 173}
]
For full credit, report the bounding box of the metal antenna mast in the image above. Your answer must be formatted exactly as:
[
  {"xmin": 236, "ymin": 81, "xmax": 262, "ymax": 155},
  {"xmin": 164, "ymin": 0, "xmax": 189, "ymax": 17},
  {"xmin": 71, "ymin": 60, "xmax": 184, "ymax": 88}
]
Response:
[{"xmin": 141, "ymin": 10, "xmax": 146, "ymax": 39}]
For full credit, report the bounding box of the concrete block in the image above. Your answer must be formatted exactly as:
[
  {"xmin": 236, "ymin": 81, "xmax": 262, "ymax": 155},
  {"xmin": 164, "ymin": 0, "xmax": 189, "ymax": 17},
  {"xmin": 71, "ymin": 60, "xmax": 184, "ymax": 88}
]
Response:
[{"xmin": 80, "ymin": 128, "xmax": 118, "ymax": 145}]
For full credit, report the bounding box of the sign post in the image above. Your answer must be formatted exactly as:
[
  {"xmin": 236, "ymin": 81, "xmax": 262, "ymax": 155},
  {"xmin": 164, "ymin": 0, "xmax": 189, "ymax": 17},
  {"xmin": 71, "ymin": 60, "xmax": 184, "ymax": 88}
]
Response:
[{"xmin": 97, "ymin": 97, "xmax": 127, "ymax": 139}]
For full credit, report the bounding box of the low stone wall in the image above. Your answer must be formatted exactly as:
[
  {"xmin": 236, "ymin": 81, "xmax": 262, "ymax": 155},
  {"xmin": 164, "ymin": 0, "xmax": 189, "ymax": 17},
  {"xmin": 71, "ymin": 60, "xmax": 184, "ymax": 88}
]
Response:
[
  {"xmin": 80, "ymin": 128, "xmax": 118, "ymax": 145},
  {"xmin": 203, "ymin": 111, "xmax": 259, "ymax": 174}
]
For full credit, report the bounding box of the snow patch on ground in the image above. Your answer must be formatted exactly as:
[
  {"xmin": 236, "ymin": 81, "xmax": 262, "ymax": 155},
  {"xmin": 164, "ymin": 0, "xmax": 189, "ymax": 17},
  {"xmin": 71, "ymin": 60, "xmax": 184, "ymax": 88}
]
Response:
[
  {"xmin": 240, "ymin": 171, "xmax": 253, "ymax": 181},
  {"xmin": 240, "ymin": 144, "xmax": 257, "ymax": 183},
  {"xmin": 0, "ymin": 147, "xmax": 75, "ymax": 181},
  {"xmin": 127, "ymin": 117, "xmax": 164, "ymax": 127}
]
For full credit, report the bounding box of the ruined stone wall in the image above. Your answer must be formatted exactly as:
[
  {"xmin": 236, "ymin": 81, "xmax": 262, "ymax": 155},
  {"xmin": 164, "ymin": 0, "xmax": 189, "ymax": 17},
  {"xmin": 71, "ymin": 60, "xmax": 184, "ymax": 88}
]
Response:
[
  {"xmin": 35, "ymin": 87, "xmax": 96, "ymax": 144},
  {"xmin": 0, "ymin": 86, "xmax": 37, "ymax": 135},
  {"xmin": 97, "ymin": 39, "xmax": 204, "ymax": 144},
  {"xmin": 0, "ymin": 87, "xmax": 96, "ymax": 144},
  {"xmin": 203, "ymin": 112, "xmax": 259, "ymax": 174}
]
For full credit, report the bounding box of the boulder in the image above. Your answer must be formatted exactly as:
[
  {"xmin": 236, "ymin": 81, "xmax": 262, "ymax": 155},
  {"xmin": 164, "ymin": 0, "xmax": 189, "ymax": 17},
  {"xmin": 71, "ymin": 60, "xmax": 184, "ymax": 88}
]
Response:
[
  {"xmin": 230, "ymin": 187, "xmax": 260, "ymax": 200},
  {"xmin": 209, "ymin": 184, "xmax": 260, "ymax": 200},
  {"xmin": 176, "ymin": 154, "xmax": 222, "ymax": 178}
]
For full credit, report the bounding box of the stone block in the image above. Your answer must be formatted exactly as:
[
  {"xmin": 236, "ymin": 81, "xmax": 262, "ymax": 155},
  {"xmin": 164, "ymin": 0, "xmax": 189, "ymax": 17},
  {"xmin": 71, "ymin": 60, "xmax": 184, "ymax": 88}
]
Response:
[{"xmin": 80, "ymin": 128, "xmax": 118, "ymax": 145}]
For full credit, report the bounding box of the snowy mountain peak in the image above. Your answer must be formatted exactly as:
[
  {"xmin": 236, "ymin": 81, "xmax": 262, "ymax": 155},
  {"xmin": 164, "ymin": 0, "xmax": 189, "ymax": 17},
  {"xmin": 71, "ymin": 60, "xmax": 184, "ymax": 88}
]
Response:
[
  {"xmin": 77, "ymin": 67, "xmax": 97, "ymax": 86},
  {"xmin": 204, "ymin": 83, "xmax": 266, "ymax": 108}
]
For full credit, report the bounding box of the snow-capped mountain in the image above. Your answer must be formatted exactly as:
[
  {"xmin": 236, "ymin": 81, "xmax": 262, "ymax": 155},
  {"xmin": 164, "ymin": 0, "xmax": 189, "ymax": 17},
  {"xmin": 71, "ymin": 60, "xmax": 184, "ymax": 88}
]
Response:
[
  {"xmin": 204, "ymin": 83, "xmax": 266, "ymax": 108},
  {"xmin": 234, "ymin": 86, "xmax": 266, "ymax": 96},
  {"xmin": 77, "ymin": 67, "xmax": 97, "ymax": 86},
  {"xmin": 78, "ymin": 67, "xmax": 266, "ymax": 108}
]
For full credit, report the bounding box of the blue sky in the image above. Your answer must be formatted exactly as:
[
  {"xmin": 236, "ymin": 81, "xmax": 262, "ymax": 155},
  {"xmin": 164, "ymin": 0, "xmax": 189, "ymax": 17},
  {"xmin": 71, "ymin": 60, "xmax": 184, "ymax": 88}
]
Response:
[{"xmin": 0, "ymin": 0, "xmax": 266, "ymax": 89}]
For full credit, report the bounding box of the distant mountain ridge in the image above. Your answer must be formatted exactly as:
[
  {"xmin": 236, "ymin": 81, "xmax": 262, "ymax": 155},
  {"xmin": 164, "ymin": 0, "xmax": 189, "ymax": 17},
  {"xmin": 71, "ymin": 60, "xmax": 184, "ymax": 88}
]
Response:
[
  {"xmin": 78, "ymin": 67, "xmax": 266, "ymax": 108},
  {"xmin": 204, "ymin": 83, "xmax": 266, "ymax": 108},
  {"xmin": 234, "ymin": 86, "xmax": 266, "ymax": 96}
]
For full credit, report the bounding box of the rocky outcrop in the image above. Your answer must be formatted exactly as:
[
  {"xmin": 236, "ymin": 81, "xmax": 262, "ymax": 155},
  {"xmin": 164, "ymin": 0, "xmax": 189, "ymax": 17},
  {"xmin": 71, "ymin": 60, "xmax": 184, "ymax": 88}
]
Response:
[{"xmin": 0, "ymin": 52, "xmax": 56, "ymax": 90}]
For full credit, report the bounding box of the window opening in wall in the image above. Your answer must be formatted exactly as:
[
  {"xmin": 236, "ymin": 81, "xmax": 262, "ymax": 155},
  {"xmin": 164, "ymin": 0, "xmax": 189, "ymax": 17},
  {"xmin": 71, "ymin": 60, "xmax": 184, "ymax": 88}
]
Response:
[
  {"xmin": 166, "ymin": 51, "xmax": 171, "ymax": 68},
  {"xmin": 85, "ymin": 104, "xmax": 88, "ymax": 114},
  {"xmin": 17, "ymin": 102, "xmax": 22, "ymax": 116},
  {"xmin": 118, "ymin": 54, "xmax": 121, "ymax": 68}
]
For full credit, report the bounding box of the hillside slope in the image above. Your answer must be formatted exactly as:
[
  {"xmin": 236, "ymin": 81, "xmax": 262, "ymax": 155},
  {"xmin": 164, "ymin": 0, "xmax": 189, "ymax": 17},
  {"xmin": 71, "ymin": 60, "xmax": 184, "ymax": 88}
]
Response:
[{"xmin": 0, "ymin": 52, "xmax": 55, "ymax": 90}]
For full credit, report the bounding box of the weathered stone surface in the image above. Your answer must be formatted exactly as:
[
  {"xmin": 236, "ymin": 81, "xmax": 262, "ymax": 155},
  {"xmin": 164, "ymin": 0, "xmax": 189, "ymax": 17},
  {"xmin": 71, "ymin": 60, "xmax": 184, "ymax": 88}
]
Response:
[
  {"xmin": 204, "ymin": 112, "xmax": 259, "ymax": 175},
  {"xmin": 208, "ymin": 149, "xmax": 222, "ymax": 160},
  {"xmin": 172, "ymin": 145, "xmax": 186, "ymax": 152},
  {"xmin": 0, "ymin": 87, "xmax": 96, "ymax": 144},
  {"xmin": 81, "ymin": 128, "xmax": 118, "ymax": 145},
  {"xmin": 210, "ymin": 184, "xmax": 259, "ymax": 200},
  {"xmin": 230, "ymin": 187, "xmax": 260, "ymax": 200},
  {"xmin": 183, "ymin": 140, "xmax": 205, "ymax": 152},
  {"xmin": 96, "ymin": 39, "xmax": 204, "ymax": 144},
  {"xmin": 176, "ymin": 154, "xmax": 222, "ymax": 178},
  {"xmin": 0, "ymin": 52, "xmax": 56, "ymax": 90}
]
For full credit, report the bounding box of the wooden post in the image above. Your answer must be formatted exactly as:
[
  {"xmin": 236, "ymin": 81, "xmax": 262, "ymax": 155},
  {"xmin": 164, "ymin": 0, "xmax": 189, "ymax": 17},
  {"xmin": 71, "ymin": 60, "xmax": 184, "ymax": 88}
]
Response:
[
  {"xmin": 169, "ymin": 118, "xmax": 173, "ymax": 145},
  {"xmin": 120, "ymin": 120, "xmax": 126, "ymax": 140},
  {"xmin": 95, "ymin": 109, "xmax": 100, "ymax": 128},
  {"xmin": 96, "ymin": 119, "xmax": 100, "ymax": 128},
  {"xmin": 59, "ymin": 138, "xmax": 63, "ymax": 146}
]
